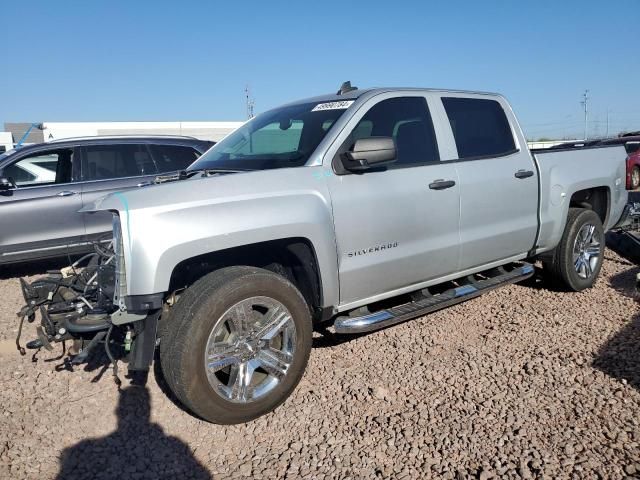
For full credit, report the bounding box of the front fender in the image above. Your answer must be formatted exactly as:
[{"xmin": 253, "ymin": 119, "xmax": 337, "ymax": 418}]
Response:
[{"xmin": 97, "ymin": 168, "xmax": 340, "ymax": 308}]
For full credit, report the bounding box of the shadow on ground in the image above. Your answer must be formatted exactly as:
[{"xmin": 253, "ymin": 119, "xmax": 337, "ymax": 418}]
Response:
[
  {"xmin": 55, "ymin": 381, "xmax": 212, "ymax": 480},
  {"xmin": 517, "ymin": 265, "xmax": 547, "ymax": 290},
  {"xmin": 0, "ymin": 256, "xmax": 80, "ymax": 280},
  {"xmin": 606, "ymin": 231, "xmax": 640, "ymax": 265},
  {"xmin": 593, "ymin": 266, "xmax": 640, "ymax": 391},
  {"xmin": 593, "ymin": 312, "xmax": 640, "ymax": 391},
  {"xmin": 608, "ymin": 262, "xmax": 640, "ymax": 300}
]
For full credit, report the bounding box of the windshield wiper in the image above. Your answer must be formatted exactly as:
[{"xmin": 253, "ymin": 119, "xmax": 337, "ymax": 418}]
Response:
[
  {"xmin": 154, "ymin": 168, "xmax": 249, "ymax": 184},
  {"xmin": 186, "ymin": 168, "xmax": 251, "ymax": 177}
]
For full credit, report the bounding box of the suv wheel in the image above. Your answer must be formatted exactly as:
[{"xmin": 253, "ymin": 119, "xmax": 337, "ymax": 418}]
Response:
[
  {"xmin": 160, "ymin": 266, "xmax": 312, "ymax": 424},
  {"xmin": 543, "ymin": 208, "xmax": 604, "ymax": 291}
]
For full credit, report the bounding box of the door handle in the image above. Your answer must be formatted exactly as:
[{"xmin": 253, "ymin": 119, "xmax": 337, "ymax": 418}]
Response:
[
  {"xmin": 428, "ymin": 179, "xmax": 456, "ymax": 190},
  {"xmin": 57, "ymin": 190, "xmax": 77, "ymax": 197},
  {"xmin": 514, "ymin": 169, "xmax": 534, "ymax": 179}
]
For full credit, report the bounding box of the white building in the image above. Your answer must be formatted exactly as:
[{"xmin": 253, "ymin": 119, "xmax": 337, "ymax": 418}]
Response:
[
  {"xmin": 1, "ymin": 121, "xmax": 244, "ymax": 152},
  {"xmin": 41, "ymin": 121, "xmax": 243, "ymax": 142}
]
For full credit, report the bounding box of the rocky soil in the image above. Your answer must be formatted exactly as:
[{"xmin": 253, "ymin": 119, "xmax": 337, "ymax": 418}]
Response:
[{"xmin": 1, "ymin": 251, "xmax": 639, "ymax": 479}]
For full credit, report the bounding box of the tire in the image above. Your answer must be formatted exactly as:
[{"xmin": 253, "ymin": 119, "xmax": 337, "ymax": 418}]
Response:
[
  {"xmin": 160, "ymin": 266, "xmax": 312, "ymax": 424},
  {"xmin": 542, "ymin": 208, "xmax": 605, "ymax": 291},
  {"xmin": 631, "ymin": 166, "xmax": 640, "ymax": 190}
]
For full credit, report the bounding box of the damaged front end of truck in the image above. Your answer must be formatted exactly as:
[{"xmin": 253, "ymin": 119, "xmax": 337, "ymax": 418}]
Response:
[{"xmin": 15, "ymin": 214, "xmax": 158, "ymax": 383}]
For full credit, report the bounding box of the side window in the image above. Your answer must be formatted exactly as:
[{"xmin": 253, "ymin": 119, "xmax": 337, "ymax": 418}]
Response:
[
  {"xmin": 149, "ymin": 145, "xmax": 201, "ymax": 172},
  {"xmin": 345, "ymin": 97, "xmax": 439, "ymax": 166},
  {"xmin": 83, "ymin": 145, "xmax": 156, "ymax": 181},
  {"xmin": 442, "ymin": 97, "xmax": 516, "ymax": 159},
  {"xmin": 3, "ymin": 149, "xmax": 75, "ymax": 187}
]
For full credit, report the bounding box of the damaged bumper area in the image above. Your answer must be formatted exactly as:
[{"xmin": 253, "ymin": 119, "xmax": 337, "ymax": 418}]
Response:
[
  {"xmin": 15, "ymin": 216, "xmax": 159, "ymax": 383},
  {"xmin": 613, "ymin": 201, "xmax": 640, "ymax": 231}
]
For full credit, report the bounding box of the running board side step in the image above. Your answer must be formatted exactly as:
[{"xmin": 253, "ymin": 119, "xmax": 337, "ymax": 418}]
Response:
[{"xmin": 333, "ymin": 263, "xmax": 535, "ymax": 334}]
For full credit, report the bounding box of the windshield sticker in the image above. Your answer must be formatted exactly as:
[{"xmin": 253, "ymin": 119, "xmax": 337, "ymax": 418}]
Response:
[{"xmin": 311, "ymin": 100, "xmax": 354, "ymax": 112}]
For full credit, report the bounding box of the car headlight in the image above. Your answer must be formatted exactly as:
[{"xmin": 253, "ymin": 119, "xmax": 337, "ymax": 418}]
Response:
[{"xmin": 112, "ymin": 214, "xmax": 127, "ymax": 308}]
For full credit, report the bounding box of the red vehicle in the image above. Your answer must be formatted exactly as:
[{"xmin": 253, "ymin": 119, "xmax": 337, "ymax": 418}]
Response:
[{"xmin": 602, "ymin": 136, "xmax": 640, "ymax": 190}]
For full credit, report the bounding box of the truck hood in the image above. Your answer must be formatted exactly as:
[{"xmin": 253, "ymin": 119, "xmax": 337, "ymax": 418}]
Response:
[{"xmin": 79, "ymin": 167, "xmax": 316, "ymax": 215}]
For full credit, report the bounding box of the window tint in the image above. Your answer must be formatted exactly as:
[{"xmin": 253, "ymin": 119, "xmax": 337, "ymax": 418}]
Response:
[
  {"xmin": 84, "ymin": 145, "xmax": 156, "ymax": 180},
  {"xmin": 150, "ymin": 145, "xmax": 201, "ymax": 172},
  {"xmin": 442, "ymin": 97, "xmax": 516, "ymax": 159},
  {"xmin": 3, "ymin": 150, "xmax": 74, "ymax": 186},
  {"xmin": 234, "ymin": 120, "xmax": 304, "ymax": 156},
  {"xmin": 347, "ymin": 97, "xmax": 439, "ymax": 166},
  {"xmin": 625, "ymin": 142, "xmax": 640, "ymax": 155},
  {"xmin": 4, "ymin": 164, "xmax": 36, "ymax": 184}
]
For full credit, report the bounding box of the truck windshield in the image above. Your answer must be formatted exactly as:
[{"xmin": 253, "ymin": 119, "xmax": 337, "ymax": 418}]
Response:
[{"xmin": 188, "ymin": 101, "xmax": 352, "ymax": 171}]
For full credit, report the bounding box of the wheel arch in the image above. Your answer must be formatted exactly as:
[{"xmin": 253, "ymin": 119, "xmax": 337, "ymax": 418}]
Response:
[
  {"xmin": 167, "ymin": 237, "xmax": 329, "ymax": 321},
  {"xmin": 568, "ymin": 186, "xmax": 610, "ymax": 227}
]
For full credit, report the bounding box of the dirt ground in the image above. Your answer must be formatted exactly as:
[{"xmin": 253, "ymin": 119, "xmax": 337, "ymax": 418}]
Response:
[{"xmin": 1, "ymin": 251, "xmax": 639, "ymax": 479}]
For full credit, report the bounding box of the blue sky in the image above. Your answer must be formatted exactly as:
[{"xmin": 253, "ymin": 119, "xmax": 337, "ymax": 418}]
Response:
[{"xmin": 2, "ymin": 0, "xmax": 638, "ymax": 140}]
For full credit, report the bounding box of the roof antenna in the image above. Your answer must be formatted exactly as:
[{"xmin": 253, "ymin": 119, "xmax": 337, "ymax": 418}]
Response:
[{"xmin": 337, "ymin": 81, "xmax": 358, "ymax": 95}]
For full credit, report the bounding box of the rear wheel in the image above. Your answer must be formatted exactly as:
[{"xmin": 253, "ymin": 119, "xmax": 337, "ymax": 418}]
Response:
[
  {"xmin": 631, "ymin": 166, "xmax": 640, "ymax": 190},
  {"xmin": 543, "ymin": 208, "xmax": 604, "ymax": 291},
  {"xmin": 160, "ymin": 266, "xmax": 312, "ymax": 424}
]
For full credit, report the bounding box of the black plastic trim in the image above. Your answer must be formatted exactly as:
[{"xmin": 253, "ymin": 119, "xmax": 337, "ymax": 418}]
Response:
[
  {"xmin": 528, "ymin": 153, "xmax": 543, "ymax": 257},
  {"xmin": 429, "ymin": 180, "xmax": 456, "ymax": 190},
  {"xmin": 125, "ymin": 293, "xmax": 165, "ymax": 312},
  {"xmin": 128, "ymin": 310, "xmax": 160, "ymax": 371},
  {"xmin": 442, "ymin": 148, "xmax": 521, "ymax": 163},
  {"xmin": 514, "ymin": 170, "xmax": 534, "ymax": 179}
]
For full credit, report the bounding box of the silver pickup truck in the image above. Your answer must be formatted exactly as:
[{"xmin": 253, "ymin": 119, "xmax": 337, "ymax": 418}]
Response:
[{"xmin": 17, "ymin": 83, "xmax": 630, "ymax": 424}]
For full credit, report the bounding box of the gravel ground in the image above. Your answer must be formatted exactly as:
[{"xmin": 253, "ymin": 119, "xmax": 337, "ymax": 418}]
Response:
[{"xmin": 1, "ymin": 251, "xmax": 640, "ymax": 479}]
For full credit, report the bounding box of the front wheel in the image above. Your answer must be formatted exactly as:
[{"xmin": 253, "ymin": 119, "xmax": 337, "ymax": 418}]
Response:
[
  {"xmin": 160, "ymin": 266, "xmax": 312, "ymax": 424},
  {"xmin": 543, "ymin": 208, "xmax": 605, "ymax": 291}
]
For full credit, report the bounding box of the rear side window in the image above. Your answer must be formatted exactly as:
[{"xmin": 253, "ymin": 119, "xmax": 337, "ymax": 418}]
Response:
[
  {"xmin": 83, "ymin": 145, "xmax": 156, "ymax": 180},
  {"xmin": 442, "ymin": 97, "xmax": 516, "ymax": 159},
  {"xmin": 347, "ymin": 97, "xmax": 439, "ymax": 166},
  {"xmin": 150, "ymin": 145, "xmax": 202, "ymax": 172}
]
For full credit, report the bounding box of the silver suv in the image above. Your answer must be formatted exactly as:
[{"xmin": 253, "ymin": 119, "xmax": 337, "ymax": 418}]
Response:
[{"xmin": 0, "ymin": 136, "xmax": 213, "ymax": 265}]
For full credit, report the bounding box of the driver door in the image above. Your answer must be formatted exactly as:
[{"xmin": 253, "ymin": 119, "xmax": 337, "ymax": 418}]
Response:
[
  {"xmin": 0, "ymin": 147, "xmax": 85, "ymax": 264},
  {"xmin": 325, "ymin": 94, "xmax": 461, "ymax": 307}
]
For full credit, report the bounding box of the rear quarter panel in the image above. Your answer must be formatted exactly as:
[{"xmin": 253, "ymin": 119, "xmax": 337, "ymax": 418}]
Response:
[{"xmin": 533, "ymin": 145, "xmax": 628, "ymax": 253}]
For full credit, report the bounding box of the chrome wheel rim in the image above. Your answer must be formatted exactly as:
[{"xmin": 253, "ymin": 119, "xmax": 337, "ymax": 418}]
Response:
[
  {"xmin": 204, "ymin": 296, "xmax": 296, "ymax": 404},
  {"xmin": 572, "ymin": 223, "xmax": 601, "ymax": 279}
]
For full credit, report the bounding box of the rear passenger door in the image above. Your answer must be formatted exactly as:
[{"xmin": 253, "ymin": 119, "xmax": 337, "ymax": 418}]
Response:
[
  {"xmin": 80, "ymin": 144, "xmax": 158, "ymax": 241},
  {"xmin": 439, "ymin": 95, "xmax": 538, "ymax": 270}
]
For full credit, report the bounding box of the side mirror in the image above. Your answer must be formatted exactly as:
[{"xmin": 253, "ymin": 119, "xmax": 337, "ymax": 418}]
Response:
[
  {"xmin": 0, "ymin": 176, "xmax": 16, "ymax": 191},
  {"xmin": 342, "ymin": 137, "xmax": 397, "ymax": 172}
]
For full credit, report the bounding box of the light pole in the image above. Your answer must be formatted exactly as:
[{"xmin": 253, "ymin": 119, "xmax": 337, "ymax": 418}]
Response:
[{"xmin": 580, "ymin": 90, "xmax": 589, "ymax": 140}]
